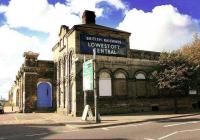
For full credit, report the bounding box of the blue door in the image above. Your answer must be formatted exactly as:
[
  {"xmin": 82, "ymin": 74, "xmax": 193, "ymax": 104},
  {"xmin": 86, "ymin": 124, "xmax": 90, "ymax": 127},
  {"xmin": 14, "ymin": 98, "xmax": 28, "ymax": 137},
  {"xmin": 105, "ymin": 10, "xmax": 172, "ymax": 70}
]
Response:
[{"xmin": 37, "ymin": 82, "xmax": 52, "ymax": 108}]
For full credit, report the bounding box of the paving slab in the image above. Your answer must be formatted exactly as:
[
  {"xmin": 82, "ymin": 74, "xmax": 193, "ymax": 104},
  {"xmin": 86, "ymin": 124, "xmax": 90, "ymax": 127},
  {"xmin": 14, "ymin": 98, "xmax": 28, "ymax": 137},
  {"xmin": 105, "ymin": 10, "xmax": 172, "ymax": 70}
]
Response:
[
  {"xmin": 64, "ymin": 112, "xmax": 200, "ymax": 129},
  {"xmin": 1, "ymin": 109, "xmax": 200, "ymax": 130}
]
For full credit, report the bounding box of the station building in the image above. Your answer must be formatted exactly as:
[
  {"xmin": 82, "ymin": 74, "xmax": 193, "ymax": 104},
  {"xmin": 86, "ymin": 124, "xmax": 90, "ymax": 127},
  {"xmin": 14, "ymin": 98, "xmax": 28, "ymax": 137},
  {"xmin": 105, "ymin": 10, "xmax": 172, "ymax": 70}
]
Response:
[
  {"xmin": 52, "ymin": 10, "xmax": 161, "ymax": 116},
  {"xmin": 9, "ymin": 10, "xmax": 200, "ymax": 115}
]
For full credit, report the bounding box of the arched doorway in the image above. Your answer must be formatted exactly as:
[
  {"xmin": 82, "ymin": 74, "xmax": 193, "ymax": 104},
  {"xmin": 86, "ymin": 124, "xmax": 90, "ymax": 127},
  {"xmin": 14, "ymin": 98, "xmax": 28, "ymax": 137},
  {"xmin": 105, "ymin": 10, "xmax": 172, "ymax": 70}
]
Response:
[
  {"xmin": 37, "ymin": 82, "xmax": 52, "ymax": 108},
  {"xmin": 99, "ymin": 71, "xmax": 112, "ymax": 96}
]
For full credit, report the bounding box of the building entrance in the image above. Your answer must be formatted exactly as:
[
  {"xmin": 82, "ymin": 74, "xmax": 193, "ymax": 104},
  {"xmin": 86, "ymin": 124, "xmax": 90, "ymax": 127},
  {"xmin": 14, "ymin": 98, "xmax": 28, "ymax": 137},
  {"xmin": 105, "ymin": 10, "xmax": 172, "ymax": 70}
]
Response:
[{"xmin": 37, "ymin": 82, "xmax": 52, "ymax": 108}]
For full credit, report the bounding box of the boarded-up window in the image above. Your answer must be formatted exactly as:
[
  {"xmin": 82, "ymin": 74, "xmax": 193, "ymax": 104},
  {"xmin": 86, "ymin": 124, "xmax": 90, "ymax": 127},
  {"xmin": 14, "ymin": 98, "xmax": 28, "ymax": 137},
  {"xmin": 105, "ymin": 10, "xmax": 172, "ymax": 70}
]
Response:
[
  {"xmin": 135, "ymin": 72, "xmax": 146, "ymax": 97},
  {"xmin": 99, "ymin": 72, "xmax": 112, "ymax": 96},
  {"xmin": 114, "ymin": 72, "xmax": 127, "ymax": 96},
  {"xmin": 136, "ymin": 81, "xmax": 146, "ymax": 96}
]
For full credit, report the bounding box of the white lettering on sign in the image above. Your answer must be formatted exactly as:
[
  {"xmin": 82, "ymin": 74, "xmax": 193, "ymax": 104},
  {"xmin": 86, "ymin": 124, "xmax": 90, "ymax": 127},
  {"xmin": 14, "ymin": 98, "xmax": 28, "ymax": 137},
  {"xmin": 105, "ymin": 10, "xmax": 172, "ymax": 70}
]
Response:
[
  {"xmin": 88, "ymin": 42, "xmax": 120, "ymax": 50},
  {"xmin": 80, "ymin": 34, "xmax": 127, "ymax": 56}
]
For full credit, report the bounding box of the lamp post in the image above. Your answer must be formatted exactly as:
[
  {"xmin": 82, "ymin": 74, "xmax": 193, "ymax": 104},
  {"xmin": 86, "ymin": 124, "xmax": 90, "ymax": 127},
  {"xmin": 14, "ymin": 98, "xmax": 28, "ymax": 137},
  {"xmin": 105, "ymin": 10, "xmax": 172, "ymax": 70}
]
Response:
[
  {"xmin": 83, "ymin": 55, "xmax": 87, "ymax": 107},
  {"xmin": 93, "ymin": 48, "xmax": 100, "ymax": 123}
]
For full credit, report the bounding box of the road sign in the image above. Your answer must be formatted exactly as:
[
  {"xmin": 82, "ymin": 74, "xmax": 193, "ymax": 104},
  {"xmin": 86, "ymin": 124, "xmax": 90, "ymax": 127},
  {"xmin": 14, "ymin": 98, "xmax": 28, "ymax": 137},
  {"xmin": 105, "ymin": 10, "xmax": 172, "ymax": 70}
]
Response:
[
  {"xmin": 83, "ymin": 59, "xmax": 93, "ymax": 91},
  {"xmin": 81, "ymin": 105, "xmax": 93, "ymax": 121}
]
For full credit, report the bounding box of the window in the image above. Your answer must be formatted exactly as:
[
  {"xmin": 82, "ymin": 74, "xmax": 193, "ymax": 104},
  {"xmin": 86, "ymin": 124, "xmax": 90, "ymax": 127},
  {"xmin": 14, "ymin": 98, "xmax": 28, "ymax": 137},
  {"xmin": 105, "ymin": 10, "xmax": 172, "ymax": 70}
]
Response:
[
  {"xmin": 135, "ymin": 72, "xmax": 146, "ymax": 96},
  {"xmin": 60, "ymin": 39, "xmax": 63, "ymax": 49},
  {"xmin": 69, "ymin": 52, "xmax": 73, "ymax": 74},
  {"xmin": 135, "ymin": 73, "xmax": 146, "ymax": 80},
  {"xmin": 114, "ymin": 72, "xmax": 127, "ymax": 96},
  {"xmin": 64, "ymin": 37, "xmax": 67, "ymax": 48},
  {"xmin": 99, "ymin": 71, "xmax": 112, "ymax": 96}
]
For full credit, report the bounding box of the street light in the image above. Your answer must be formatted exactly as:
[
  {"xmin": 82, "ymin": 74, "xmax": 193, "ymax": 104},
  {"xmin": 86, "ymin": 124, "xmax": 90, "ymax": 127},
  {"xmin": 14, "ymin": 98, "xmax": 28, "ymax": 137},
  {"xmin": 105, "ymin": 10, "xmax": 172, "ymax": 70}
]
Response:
[
  {"xmin": 83, "ymin": 55, "xmax": 87, "ymax": 107},
  {"xmin": 82, "ymin": 49, "xmax": 100, "ymax": 123},
  {"xmin": 93, "ymin": 48, "xmax": 100, "ymax": 123}
]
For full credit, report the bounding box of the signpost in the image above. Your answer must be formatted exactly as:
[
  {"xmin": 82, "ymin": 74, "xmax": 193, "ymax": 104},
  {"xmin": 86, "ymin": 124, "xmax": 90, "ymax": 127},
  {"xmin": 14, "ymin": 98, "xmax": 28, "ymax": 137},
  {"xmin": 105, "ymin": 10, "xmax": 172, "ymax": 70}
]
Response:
[
  {"xmin": 83, "ymin": 59, "xmax": 93, "ymax": 91},
  {"xmin": 93, "ymin": 48, "xmax": 100, "ymax": 123},
  {"xmin": 82, "ymin": 49, "xmax": 100, "ymax": 123}
]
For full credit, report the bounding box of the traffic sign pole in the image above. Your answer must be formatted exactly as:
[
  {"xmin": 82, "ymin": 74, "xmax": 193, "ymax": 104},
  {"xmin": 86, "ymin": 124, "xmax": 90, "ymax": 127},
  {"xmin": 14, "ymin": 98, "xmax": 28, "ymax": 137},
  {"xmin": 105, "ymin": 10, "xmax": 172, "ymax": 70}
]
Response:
[
  {"xmin": 83, "ymin": 55, "xmax": 87, "ymax": 107},
  {"xmin": 93, "ymin": 48, "xmax": 100, "ymax": 123}
]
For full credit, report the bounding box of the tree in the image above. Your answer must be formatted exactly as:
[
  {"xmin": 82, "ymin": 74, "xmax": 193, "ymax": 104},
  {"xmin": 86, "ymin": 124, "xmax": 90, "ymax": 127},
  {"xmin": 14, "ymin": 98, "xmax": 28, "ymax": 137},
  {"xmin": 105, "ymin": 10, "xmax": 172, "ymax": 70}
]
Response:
[
  {"xmin": 180, "ymin": 34, "xmax": 200, "ymax": 89},
  {"xmin": 181, "ymin": 34, "xmax": 200, "ymax": 65},
  {"xmin": 152, "ymin": 50, "xmax": 198, "ymax": 113}
]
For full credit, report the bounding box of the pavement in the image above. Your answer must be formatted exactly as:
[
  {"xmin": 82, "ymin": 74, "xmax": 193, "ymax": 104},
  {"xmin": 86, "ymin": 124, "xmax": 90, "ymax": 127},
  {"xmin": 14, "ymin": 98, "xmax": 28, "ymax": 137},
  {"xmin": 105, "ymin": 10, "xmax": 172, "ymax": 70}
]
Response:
[{"xmin": 1, "ymin": 106, "xmax": 200, "ymax": 129}]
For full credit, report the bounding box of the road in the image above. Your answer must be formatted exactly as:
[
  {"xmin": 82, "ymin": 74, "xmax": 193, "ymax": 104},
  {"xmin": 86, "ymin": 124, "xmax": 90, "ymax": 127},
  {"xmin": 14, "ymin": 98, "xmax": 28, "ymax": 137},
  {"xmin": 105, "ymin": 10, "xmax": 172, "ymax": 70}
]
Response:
[
  {"xmin": 0, "ymin": 113, "xmax": 200, "ymax": 139},
  {"xmin": 45, "ymin": 114, "xmax": 200, "ymax": 140}
]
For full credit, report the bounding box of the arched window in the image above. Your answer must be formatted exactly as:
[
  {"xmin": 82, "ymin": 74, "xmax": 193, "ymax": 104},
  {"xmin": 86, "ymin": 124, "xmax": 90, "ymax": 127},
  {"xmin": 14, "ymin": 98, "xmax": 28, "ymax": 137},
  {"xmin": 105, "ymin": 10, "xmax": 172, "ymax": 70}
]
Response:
[
  {"xmin": 99, "ymin": 72, "xmax": 110, "ymax": 79},
  {"xmin": 135, "ymin": 73, "xmax": 146, "ymax": 80},
  {"xmin": 99, "ymin": 71, "xmax": 112, "ymax": 96},
  {"xmin": 114, "ymin": 72, "xmax": 127, "ymax": 96},
  {"xmin": 135, "ymin": 71, "xmax": 147, "ymax": 97},
  {"xmin": 69, "ymin": 52, "xmax": 73, "ymax": 75},
  {"xmin": 147, "ymin": 74, "xmax": 158, "ymax": 97},
  {"xmin": 60, "ymin": 59, "xmax": 64, "ymax": 82},
  {"xmin": 115, "ymin": 72, "xmax": 126, "ymax": 79},
  {"xmin": 58, "ymin": 60, "xmax": 61, "ymax": 82},
  {"xmin": 57, "ymin": 60, "xmax": 61, "ymax": 107},
  {"xmin": 16, "ymin": 89, "xmax": 19, "ymax": 106},
  {"xmin": 65, "ymin": 55, "xmax": 68, "ymax": 77}
]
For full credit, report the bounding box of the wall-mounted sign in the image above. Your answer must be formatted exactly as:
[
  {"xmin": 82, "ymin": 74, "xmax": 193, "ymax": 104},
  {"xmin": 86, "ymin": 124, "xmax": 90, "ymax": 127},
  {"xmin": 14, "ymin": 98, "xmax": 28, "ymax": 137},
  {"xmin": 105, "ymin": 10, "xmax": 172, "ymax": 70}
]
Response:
[
  {"xmin": 83, "ymin": 59, "xmax": 93, "ymax": 91},
  {"xmin": 80, "ymin": 34, "xmax": 127, "ymax": 57}
]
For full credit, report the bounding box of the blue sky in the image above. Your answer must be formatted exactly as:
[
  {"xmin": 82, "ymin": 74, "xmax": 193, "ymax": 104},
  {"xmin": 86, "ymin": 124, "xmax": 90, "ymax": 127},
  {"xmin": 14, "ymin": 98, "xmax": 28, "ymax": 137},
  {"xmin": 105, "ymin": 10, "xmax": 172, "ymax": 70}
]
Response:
[{"xmin": 0, "ymin": 0, "xmax": 200, "ymax": 99}]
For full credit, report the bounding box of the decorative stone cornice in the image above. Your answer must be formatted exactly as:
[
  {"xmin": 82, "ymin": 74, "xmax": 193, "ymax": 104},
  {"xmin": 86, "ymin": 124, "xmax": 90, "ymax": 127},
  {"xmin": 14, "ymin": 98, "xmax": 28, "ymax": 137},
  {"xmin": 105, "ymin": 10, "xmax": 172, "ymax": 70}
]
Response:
[{"xmin": 23, "ymin": 51, "xmax": 39, "ymax": 59}]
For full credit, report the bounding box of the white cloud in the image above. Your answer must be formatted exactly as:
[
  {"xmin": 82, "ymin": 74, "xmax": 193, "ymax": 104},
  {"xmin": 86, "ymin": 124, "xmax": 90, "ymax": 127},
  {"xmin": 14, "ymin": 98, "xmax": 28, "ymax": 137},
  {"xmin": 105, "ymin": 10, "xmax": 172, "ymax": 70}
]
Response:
[
  {"xmin": 0, "ymin": 25, "xmax": 42, "ymax": 99},
  {"xmin": 0, "ymin": 0, "xmax": 127, "ymax": 99},
  {"xmin": 2, "ymin": 0, "xmax": 126, "ymax": 34},
  {"xmin": 1, "ymin": 0, "xmax": 126, "ymax": 54},
  {"xmin": 68, "ymin": 0, "xmax": 126, "ymax": 16},
  {"xmin": 118, "ymin": 5, "xmax": 200, "ymax": 52},
  {"xmin": 0, "ymin": 5, "xmax": 7, "ymax": 13},
  {"xmin": 4, "ymin": 0, "xmax": 79, "ymax": 34}
]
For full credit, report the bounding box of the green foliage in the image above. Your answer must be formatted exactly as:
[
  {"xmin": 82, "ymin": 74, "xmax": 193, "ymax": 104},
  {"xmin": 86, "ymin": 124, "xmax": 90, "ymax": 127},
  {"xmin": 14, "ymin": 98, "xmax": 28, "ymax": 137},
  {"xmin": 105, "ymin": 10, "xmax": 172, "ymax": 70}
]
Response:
[
  {"xmin": 152, "ymin": 35, "xmax": 200, "ymax": 94},
  {"xmin": 181, "ymin": 34, "xmax": 200, "ymax": 65},
  {"xmin": 153, "ymin": 52, "xmax": 188, "ymax": 92}
]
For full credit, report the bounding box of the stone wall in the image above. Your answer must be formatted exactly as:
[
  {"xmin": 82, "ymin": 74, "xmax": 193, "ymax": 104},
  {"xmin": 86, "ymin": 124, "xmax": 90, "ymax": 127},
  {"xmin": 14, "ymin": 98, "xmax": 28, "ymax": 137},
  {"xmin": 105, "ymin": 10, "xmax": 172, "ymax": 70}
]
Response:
[
  {"xmin": 76, "ymin": 94, "xmax": 200, "ymax": 115},
  {"xmin": 52, "ymin": 15, "xmax": 200, "ymax": 117},
  {"xmin": 9, "ymin": 52, "xmax": 55, "ymax": 113}
]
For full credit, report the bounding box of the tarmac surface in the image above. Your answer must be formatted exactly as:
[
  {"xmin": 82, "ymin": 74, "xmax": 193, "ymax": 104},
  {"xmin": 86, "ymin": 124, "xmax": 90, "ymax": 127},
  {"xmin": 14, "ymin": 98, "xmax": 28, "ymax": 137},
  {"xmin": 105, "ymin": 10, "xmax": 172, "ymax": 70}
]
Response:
[{"xmin": 1, "ymin": 107, "xmax": 200, "ymax": 139}]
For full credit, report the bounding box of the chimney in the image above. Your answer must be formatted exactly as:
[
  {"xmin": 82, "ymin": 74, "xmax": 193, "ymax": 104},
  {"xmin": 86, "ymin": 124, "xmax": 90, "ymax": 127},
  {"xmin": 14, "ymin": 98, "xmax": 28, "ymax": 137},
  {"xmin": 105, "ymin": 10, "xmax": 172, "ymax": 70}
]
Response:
[{"xmin": 82, "ymin": 10, "xmax": 96, "ymax": 24}]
